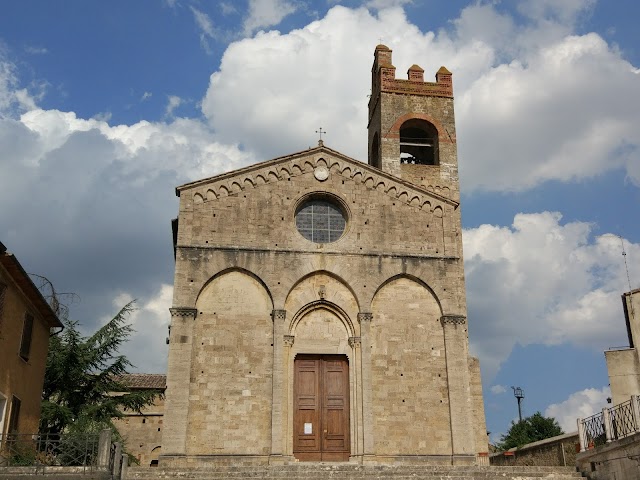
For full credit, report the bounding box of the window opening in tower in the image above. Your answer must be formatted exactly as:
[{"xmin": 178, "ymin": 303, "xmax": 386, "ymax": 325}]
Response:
[{"xmin": 399, "ymin": 122, "xmax": 438, "ymax": 165}]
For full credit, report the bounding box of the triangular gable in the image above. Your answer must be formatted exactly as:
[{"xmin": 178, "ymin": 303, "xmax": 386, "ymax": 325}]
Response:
[{"xmin": 178, "ymin": 145, "xmax": 458, "ymax": 213}]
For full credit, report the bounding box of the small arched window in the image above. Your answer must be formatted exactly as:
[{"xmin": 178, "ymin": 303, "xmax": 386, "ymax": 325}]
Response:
[
  {"xmin": 399, "ymin": 119, "xmax": 438, "ymax": 165},
  {"xmin": 370, "ymin": 133, "xmax": 380, "ymax": 169}
]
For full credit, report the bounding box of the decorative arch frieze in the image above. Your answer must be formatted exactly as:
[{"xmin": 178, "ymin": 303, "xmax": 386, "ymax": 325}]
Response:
[{"xmin": 187, "ymin": 154, "xmax": 455, "ymax": 212}]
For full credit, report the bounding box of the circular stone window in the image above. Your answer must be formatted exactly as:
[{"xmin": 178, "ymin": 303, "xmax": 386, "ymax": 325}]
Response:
[{"xmin": 295, "ymin": 197, "xmax": 347, "ymax": 243}]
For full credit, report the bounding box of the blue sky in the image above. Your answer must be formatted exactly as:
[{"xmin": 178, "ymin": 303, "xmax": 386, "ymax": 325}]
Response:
[{"xmin": 1, "ymin": 0, "xmax": 639, "ymax": 444}]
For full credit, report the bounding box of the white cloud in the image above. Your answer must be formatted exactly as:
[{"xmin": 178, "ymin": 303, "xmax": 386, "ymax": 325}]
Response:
[
  {"xmin": 457, "ymin": 32, "xmax": 640, "ymax": 191},
  {"xmin": 243, "ymin": 0, "xmax": 298, "ymax": 35},
  {"xmin": 140, "ymin": 91, "xmax": 152, "ymax": 102},
  {"xmin": 464, "ymin": 212, "xmax": 639, "ymax": 380},
  {"xmin": 517, "ymin": 0, "xmax": 596, "ymax": 25},
  {"xmin": 365, "ymin": 0, "xmax": 412, "ymax": 10},
  {"xmin": 0, "ymin": 96, "xmax": 253, "ymax": 349},
  {"xmin": 220, "ymin": 2, "xmax": 237, "ymax": 16},
  {"xmin": 164, "ymin": 95, "xmax": 183, "ymax": 118},
  {"xmin": 190, "ymin": 6, "xmax": 216, "ymax": 53},
  {"xmin": 545, "ymin": 386, "xmax": 609, "ymax": 433},
  {"xmin": 490, "ymin": 385, "xmax": 508, "ymax": 394},
  {"xmin": 0, "ymin": 55, "xmax": 38, "ymax": 117},
  {"xmin": 117, "ymin": 284, "xmax": 173, "ymax": 373}
]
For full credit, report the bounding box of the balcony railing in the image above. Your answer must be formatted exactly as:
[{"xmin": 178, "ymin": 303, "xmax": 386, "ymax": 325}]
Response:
[{"xmin": 578, "ymin": 395, "xmax": 640, "ymax": 451}]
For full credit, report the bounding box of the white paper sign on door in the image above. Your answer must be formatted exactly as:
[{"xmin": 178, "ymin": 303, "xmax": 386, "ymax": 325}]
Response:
[{"xmin": 304, "ymin": 423, "xmax": 312, "ymax": 434}]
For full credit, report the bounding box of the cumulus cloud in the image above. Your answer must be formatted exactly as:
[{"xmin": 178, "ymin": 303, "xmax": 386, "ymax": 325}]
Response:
[
  {"xmin": 0, "ymin": 99, "xmax": 253, "ymax": 346},
  {"xmin": 201, "ymin": 3, "xmax": 640, "ymax": 190},
  {"xmin": 457, "ymin": 33, "xmax": 640, "ymax": 191},
  {"xmin": 243, "ymin": 0, "xmax": 298, "ymax": 35},
  {"xmin": 465, "ymin": 212, "xmax": 639, "ymax": 380},
  {"xmin": 545, "ymin": 386, "xmax": 610, "ymax": 432}
]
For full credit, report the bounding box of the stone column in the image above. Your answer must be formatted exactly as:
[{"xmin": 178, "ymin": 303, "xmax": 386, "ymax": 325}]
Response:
[
  {"xmin": 358, "ymin": 312, "xmax": 375, "ymax": 459},
  {"xmin": 603, "ymin": 407, "xmax": 613, "ymax": 443},
  {"xmin": 577, "ymin": 418, "xmax": 586, "ymax": 452},
  {"xmin": 161, "ymin": 307, "xmax": 197, "ymax": 457},
  {"xmin": 97, "ymin": 429, "xmax": 111, "ymax": 470},
  {"xmin": 349, "ymin": 336, "xmax": 363, "ymax": 458},
  {"xmin": 270, "ymin": 309, "xmax": 287, "ymax": 461},
  {"xmin": 441, "ymin": 314, "xmax": 474, "ymax": 463}
]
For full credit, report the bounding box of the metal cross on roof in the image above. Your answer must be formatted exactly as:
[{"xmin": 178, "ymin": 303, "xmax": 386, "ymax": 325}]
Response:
[{"xmin": 316, "ymin": 127, "xmax": 326, "ymax": 146}]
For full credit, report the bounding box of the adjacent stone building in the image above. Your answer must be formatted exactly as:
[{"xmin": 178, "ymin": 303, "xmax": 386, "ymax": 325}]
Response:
[
  {"xmin": 605, "ymin": 288, "xmax": 640, "ymax": 406},
  {"xmin": 0, "ymin": 241, "xmax": 62, "ymax": 440},
  {"xmin": 113, "ymin": 374, "xmax": 166, "ymax": 467},
  {"xmin": 161, "ymin": 45, "xmax": 487, "ymax": 467}
]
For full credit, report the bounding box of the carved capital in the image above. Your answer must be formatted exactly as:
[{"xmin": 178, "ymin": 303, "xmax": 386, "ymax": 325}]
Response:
[
  {"xmin": 440, "ymin": 314, "xmax": 466, "ymax": 326},
  {"xmin": 357, "ymin": 312, "xmax": 373, "ymax": 323},
  {"xmin": 283, "ymin": 335, "xmax": 295, "ymax": 346},
  {"xmin": 170, "ymin": 307, "xmax": 197, "ymax": 319},
  {"xmin": 272, "ymin": 309, "xmax": 287, "ymax": 322},
  {"xmin": 348, "ymin": 336, "xmax": 361, "ymax": 348}
]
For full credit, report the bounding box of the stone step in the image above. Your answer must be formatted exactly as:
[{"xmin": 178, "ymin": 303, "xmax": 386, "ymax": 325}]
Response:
[{"xmin": 126, "ymin": 465, "xmax": 584, "ymax": 480}]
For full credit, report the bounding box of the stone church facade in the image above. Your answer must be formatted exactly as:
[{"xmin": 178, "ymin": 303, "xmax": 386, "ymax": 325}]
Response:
[{"xmin": 161, "ymin": 45, "xmax": 487, "ymax": 467}]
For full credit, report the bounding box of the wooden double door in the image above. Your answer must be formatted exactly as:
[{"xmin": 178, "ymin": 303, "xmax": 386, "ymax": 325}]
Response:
[{"xmin": 293, "ymin": 355, "xmax": 350, "ymax": 461}]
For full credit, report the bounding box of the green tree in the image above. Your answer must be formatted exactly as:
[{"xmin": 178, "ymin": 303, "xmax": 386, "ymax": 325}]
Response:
[
  {"xmin": 39, "ymin": 301, "xmax": 161, "ymax": 436},
  {"xmin": 497, "ymin": 412, "xmax": 564, "ymax": 450}
]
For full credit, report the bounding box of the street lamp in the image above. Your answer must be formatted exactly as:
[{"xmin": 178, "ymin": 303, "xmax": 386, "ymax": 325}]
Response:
[{"xmin": 511, "ymin": 386, "xmax": 525, "ymax": 422}]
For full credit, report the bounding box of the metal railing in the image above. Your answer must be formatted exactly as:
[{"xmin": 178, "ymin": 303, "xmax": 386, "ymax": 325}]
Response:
[
  {"xmin": 578, "ymin": 394, "xmax": 640, "ymax": 452},
  {"xmin": 609, "ymin": 399, "xmax": 637, "ymax": 439},
  {"xmin": 0, "ymin": 432, "xmax": 100, "ymax": 468},
  {"xmin": 581, "ymin": 411, "xmax": 606, "ymax": 448}
]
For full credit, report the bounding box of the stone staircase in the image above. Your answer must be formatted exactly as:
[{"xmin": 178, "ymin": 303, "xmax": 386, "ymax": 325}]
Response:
[{"xmin": 126, "ymin": 464, "xmax": 585, "ymax": 480}]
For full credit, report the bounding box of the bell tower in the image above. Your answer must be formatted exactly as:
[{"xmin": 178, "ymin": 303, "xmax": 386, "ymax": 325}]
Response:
[{"xmin": 367, "ymin": 45, "xmax": 459, "ymax": 201}]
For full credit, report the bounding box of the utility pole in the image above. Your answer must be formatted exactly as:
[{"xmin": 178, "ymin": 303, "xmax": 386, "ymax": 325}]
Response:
[{"xmin": 511, "ymin": 386, "xmax": 525, "ymax": 422}]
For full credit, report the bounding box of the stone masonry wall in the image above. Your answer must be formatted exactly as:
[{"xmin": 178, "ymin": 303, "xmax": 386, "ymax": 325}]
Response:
[
  {"xmin": 187, "ymin": 270, "xmax": 273, "ymax": 456},
  {"xmin": 491, "ymin": 432, "xmax": 579, "ymax": 467},
  {"xmin": 370, "ymin": 277, "xmax": 451, "ymax": 456}
]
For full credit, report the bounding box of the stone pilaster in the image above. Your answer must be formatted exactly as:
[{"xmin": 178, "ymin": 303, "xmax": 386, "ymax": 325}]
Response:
[
  {"xmin": 349, "ymin": 336, "xmax": 363, "ymax": 457},
  {"xmin": 283, "ymin": 334, "xmax": 295, "ymax": 456},
  {"xmin": 161, "ymin": 307, "xmax": 197, "ymax": 457},
  {"xmin": 441, "ymin": 314, "xmax": 474, "ymax": 461},
  {"xmin": 358, "ymin": 312, "xmax": 374, "ymax": 458},
  {"xmin": 270, "ymin": 309, "xmax": 287, "ymax": 460}
]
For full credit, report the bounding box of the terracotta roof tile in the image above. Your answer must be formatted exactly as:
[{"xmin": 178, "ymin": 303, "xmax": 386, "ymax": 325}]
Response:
[{"xmin": 118, "ymin": 373, "xmax": 166, "ymax": 389}]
